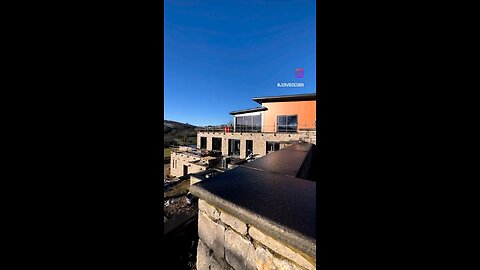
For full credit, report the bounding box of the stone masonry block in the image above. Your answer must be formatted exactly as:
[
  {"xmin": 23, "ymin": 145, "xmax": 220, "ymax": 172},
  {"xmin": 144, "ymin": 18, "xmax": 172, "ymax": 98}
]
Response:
[
  {"xmin": 255, "ymin": 246, "xmax": 304, "ymax": 270},
  {"xmin": 221, "ymin": 210, "xmax": 248, "ymax": 235},
  {"xmin": 249, "ymin": 226, "xmax": 315, "ymax": 270},
  {"xmin": 199, "ymin": 199, "xmax": 221, "ymax": 220},
  {"xmin": 198, "ymin": 211, "xmax": 225, "ymax": 259},
  {"xmin": 197, "ymin": 239, "xmax": 223, "ymax": 270},
  {"xmin": 255, "ymin": 247, "xmax": 276, "ymax": 270},
  {"xmin": 271, "ymin": 256, "xmax": 304, "ymax": 270},
  {"xmin": 225, "ymin": 229, "xmax": 256, "ymax": 270}
]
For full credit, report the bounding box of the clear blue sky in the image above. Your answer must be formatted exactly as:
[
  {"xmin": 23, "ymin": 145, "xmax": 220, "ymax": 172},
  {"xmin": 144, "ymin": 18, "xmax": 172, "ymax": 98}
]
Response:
[{"xmin": 164, "ymin": 0, "xmax": 316, "ymax": 126}]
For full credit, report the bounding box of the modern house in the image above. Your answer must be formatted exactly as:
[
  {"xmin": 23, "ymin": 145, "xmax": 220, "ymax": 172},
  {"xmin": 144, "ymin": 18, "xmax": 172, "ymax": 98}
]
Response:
[
  {"xmin": 198, "ymin": 93, "xmax": 316, "ymax": 159},
  {"xmin": 167, "ymin": 94, "xmax": 318, "ymax": 269},
  {"xmin": 169, "ymin": 92, "xmax": 316, "ymax": 178}
]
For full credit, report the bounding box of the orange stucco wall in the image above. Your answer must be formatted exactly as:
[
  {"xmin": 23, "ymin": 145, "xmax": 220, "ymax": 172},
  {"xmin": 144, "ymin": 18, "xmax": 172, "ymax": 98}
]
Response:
[{"xmin": 262, "ymin": 100, "xmax": 316, "ymax": 132}]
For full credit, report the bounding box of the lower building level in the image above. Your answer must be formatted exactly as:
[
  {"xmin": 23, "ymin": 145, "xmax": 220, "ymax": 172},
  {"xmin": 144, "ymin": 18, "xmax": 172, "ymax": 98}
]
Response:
[
  {"xmin": 197, "ymin": 130, "xmax": 316, "ymax": 159},
  {"xmin": 168, "ymin": 130, "xmax": 316, "ymax": 178}
]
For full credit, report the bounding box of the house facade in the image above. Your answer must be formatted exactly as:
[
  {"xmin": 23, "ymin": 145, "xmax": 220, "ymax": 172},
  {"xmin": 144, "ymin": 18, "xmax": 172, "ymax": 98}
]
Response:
[
  {"xmin": 168, "ymin": 93, "xmax": 316, "ymax": 178},
  {"xmin": 197, "ymin": 93, "xmax": 316, "ymax": 159}
]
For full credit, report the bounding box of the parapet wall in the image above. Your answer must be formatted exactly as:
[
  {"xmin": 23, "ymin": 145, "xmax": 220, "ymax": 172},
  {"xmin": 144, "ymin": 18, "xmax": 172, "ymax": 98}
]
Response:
[
  {"xmin": 190, "ymin": 143, "xmax": 317, "ymax": 270},
  {"xmin": 299, "ymin": 130, "xmax": 316, "ymax": 145},
  {"xmin": 170, "ymin": 151, "xmax": 210, "ymax": 177},
  {"xmin": 197, "ymin": 199, "xmax": 315, "ymax": 270}
]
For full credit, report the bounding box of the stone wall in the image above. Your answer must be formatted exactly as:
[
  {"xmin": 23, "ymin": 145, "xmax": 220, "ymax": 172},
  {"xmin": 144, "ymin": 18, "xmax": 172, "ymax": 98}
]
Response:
[
  {"xmin": 170, "ymin": 151, "xmax": 207, "ymax": 177},
  {"xmin": 299, "ymin": 131, "xmax": 316, "ymax": 145},
  {"xmin": 196, "ymin": 199, "xmax": 316, "ymax": 270},
  {"xmin": 197, "ymin": 131, "xmax": 316, "ymax": 159}
]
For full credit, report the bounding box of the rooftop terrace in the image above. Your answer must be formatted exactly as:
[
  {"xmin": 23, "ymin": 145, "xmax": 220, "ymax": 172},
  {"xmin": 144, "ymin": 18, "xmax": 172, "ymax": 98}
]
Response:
[{"xmin": 190, "ymin": 143, "xmax": 317, "ymax": 260}]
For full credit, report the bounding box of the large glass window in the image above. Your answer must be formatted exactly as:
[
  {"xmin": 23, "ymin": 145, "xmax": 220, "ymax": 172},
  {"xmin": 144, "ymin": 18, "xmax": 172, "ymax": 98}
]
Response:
[
  {"xmin": 200, "ymin": 137, "xmax": 207, "ymax": 149},
  {"xmin": 236, "ymin": 117, "xmax": 244, "ymax": 132},
  {"xmin": 277, "ymin": 115, "xmax": 298, "ymax": 132},
  {"xmin": 235, "ymin": 115, "xmax": 261, "ymax": 132},
  {"xmin": 246, "ymin": 140, "xmax": 253, "ymax": 156},
  {"xmin": 244, "ymin": 116, "xmax": 252, "ymax": 131},
  {"xmin": 253, "ymin": 115, "xmax": 261, "ymax": 131},
  {"xmin": 228, "ymin": 139, "xmax": 240, "ymax": 157},
  {"xmin": 212, "ymin": 137, "xmax": 222, "ymax": 152},
  {"xmin": 266, "ymin": 141, "xmax": 280, "ymax": 154},
  {"xmin": 286, "ymin": 115, "xmax": 298, "ymax": 132}
]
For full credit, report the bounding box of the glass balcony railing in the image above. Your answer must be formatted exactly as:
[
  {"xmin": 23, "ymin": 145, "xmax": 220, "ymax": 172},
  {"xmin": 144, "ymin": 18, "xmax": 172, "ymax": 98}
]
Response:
[{"xmin": 196, "ymin": 123, "xmax": 316, "ymax": 133}]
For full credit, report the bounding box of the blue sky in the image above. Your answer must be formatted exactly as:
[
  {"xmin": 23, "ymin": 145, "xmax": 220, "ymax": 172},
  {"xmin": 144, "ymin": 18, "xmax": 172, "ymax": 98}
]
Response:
[{"xmin": 164, "ymin": 0, "xmax": 316, "ymax": 126}]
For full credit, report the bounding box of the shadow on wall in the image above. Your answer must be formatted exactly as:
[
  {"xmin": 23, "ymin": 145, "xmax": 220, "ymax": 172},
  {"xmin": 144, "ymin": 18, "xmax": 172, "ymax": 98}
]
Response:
[
  {"xmin": 299, "ymin": 143, "xmax": 317, "ymax": 181},
  {"xmin": 199, "ymin": 240, "xmax": 253, "ymax": 270},
  {"xmin": 164, "ymin": 217, "xmax": 199, "ymax": 270}
]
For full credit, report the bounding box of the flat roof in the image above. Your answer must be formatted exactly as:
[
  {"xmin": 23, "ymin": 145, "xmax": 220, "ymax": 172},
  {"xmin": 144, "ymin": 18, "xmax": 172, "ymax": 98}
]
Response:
[
  {"xmin": 252, "ymin": 93, "xmax": 316, "ymax": 104},
  {"xmin": 190, "ymin": 143, "xmax": 316, "ymax": 259},
  {"xmin": 229, "ymin": 106, "xmax": 268, "ymax": 115}
]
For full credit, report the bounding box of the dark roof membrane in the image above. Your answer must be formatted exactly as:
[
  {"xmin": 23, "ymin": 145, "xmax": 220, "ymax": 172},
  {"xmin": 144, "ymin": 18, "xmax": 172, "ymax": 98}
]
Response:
[
  {"xmin": 190, "ymin": 143, "xmax": 317, "ymax": 259},
  {"xmin": 252, "ymin": 93, "xmax": 316, "ymax": 104}
]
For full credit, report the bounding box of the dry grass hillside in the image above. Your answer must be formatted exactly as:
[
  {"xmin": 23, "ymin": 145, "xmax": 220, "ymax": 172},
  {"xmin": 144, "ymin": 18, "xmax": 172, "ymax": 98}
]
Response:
[{"xmin": 164, "ymin": 120, "xmax": 198, "ymax": 147}]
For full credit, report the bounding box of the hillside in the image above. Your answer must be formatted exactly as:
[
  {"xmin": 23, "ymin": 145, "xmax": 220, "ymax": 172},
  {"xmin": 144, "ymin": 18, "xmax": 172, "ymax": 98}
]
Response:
[{"xmin": 164, "ymin": 120, "xmax": 198, "ymax": 147}]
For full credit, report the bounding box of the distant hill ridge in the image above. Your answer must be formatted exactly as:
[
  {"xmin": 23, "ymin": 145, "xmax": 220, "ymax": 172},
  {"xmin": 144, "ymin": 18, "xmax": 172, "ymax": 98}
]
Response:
[
  {"xmin": 164, "ymin": 119, "xmax": 195, "ymax": 128},
  {"xmin": 164, "ymin": 120, "xmax": 197, "ymax": 146}
]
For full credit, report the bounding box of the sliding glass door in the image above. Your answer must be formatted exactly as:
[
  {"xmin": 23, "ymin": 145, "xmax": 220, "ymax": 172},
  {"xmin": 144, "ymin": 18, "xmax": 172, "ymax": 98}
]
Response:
[{"xmin": 228, "ymin": 139, "xmax": 240, "ymax": 157}]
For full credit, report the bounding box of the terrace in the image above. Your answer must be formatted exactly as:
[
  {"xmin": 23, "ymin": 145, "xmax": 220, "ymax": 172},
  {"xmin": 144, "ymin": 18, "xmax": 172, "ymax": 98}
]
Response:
[{"xmin": 190, "ymin": 142, "xmax": 317, "ymax": 269}]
